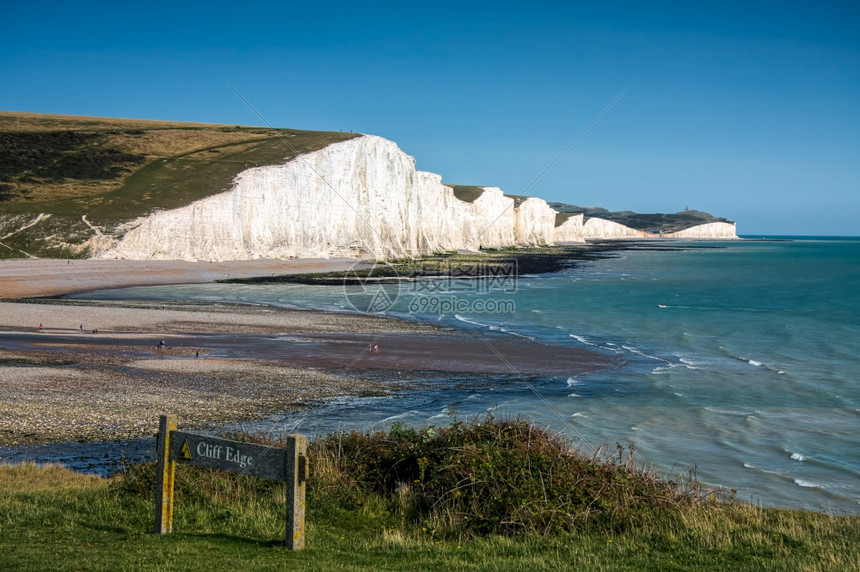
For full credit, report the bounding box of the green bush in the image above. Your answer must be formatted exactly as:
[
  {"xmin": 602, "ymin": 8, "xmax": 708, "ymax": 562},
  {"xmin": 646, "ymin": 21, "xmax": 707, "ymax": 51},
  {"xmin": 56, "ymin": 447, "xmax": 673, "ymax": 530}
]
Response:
[
  {"xmin": 113, "ymin": 417, "xmax": 693, "ymax": 539},
  {"xmin": 311, "ymin": 416, "xmax": 689, "ymax": 537}
]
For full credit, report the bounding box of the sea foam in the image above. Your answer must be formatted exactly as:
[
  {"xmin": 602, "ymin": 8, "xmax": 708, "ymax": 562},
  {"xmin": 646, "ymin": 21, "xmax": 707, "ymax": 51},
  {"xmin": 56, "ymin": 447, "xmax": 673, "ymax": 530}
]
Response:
[{"xmin": 794, "ymin": 479, "xmax": 823, "ymax": 489}]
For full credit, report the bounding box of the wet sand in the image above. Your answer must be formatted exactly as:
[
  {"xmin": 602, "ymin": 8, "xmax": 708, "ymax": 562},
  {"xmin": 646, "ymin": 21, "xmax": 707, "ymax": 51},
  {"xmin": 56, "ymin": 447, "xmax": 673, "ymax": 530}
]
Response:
[
  {"xmin": 1, "ymin": 328, "xmax": 613, "ymax": 377},
  {"xmin": 0, "ymin": 257, "xmax": 366, "ymax": 299},
  {"xmin": 0, "ymin": 259, "xmax": 616, "ymax": 447},
  {"xmin": 0, "ymin": 299, "xmax": 436, "ymax": 445}
]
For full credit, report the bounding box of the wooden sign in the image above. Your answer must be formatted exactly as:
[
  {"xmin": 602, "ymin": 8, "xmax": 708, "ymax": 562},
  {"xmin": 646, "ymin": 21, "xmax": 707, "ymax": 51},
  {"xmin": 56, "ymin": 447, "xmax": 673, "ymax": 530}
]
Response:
[
  {"xmin": 154, "ymin": 414, "xmax": 307, "ymax": 549},
  {"xmin": 170, "ymin": 431, "xmax": 290, "ymax": 480}
]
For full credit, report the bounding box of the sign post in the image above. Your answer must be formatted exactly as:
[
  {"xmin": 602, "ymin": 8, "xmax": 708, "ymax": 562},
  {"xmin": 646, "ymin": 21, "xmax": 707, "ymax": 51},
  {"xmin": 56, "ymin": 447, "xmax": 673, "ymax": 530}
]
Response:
[
  {"xmin": 154, "ymin": 414, "xmax": 177, "ymax": 534},
  {"xmin": 154, "ymin": 414, "xmax": 308, "ymax": 548},
  {"xmin": 285, "ymin": 434, "xmax": 308, "ymax": 550}
]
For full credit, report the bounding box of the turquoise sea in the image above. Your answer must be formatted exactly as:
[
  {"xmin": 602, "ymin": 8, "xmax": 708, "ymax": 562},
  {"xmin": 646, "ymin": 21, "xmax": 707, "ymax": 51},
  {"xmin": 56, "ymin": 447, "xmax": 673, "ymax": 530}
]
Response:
[{"xmin": 69, "ymin": 238, "xmax": 860, "ymax": 514}]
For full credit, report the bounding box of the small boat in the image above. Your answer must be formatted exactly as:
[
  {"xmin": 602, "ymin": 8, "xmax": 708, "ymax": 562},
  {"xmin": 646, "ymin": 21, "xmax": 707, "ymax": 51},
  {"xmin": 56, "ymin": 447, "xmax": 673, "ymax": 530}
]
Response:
[{"xmin": 658, "ymin": 304, "xmax": 667, "ymax": 309}]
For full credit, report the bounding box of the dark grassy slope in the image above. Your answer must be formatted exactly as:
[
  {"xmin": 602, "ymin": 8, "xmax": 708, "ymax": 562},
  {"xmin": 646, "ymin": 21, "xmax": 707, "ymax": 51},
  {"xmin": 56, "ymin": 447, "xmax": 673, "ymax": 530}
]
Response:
[
  {"xmin": 0, "ymin": 112, "xmax": 357, "ymax": 258},
  {"xmin": 549, "ymin": 202, "xmax": 732, "ymax": 233},
  {"xmin": 449, "ymin": 184, "xmax": 485, "ymax": 203},
  {"xmin": 0, "ymin": 130, "xmax": 145, "ymax": 200}
]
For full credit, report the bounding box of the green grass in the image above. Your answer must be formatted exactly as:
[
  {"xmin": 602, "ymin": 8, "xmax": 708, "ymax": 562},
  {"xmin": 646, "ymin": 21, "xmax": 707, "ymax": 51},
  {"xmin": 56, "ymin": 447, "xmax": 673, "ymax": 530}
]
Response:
[
  {"xmin": 449, "ymin": 185, "xmax": 485, "ymax": 203},
  {"xmin": 2, "ymin": 418, "xmax": 857, "ymax": 571}
]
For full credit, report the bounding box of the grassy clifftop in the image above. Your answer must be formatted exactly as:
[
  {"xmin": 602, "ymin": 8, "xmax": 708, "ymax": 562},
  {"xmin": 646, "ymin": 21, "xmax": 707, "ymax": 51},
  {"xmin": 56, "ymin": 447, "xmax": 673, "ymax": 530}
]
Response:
[{"xmin": 0, "ymin": 111, "xmax": 357, "ymax": 259}]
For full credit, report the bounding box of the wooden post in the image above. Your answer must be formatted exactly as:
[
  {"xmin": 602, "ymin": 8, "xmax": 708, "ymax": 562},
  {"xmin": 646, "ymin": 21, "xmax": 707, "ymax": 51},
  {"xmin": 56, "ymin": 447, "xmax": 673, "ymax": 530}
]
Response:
[
  {"xmin": 154, "ymin": 414, "xmax": 177, "ymax": 534},
  {"xmin": 285, "ymin": 434, "xmax": 308, "ymax": 549}
]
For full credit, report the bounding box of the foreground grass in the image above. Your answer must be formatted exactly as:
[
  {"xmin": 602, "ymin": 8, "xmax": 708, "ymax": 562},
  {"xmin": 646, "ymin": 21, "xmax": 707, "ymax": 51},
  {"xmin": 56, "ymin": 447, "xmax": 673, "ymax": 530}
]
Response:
[{"xmin": 1, "ymin": 420, "xmax": 858, "ymax": 571}]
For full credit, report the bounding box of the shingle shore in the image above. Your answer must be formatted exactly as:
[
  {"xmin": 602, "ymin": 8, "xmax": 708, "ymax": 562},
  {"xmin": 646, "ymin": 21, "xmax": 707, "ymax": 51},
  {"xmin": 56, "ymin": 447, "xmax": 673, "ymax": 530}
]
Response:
[{"xmin": 0, "ymin": 300, "xmax": 431, "ymax": 445}]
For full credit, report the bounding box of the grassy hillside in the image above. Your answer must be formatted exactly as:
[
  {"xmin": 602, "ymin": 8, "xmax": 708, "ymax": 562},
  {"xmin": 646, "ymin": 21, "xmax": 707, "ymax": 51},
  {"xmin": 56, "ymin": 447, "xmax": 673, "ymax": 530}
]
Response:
[
  {"xmin": 549, "ymin": 202, "xmax": 733, "ymax": 233},
  {"xmin": 1, "ymin": 418, "xmax": 857, "ymax": 571},
  {"xmin": 0, "ymin": 111, "xmax": 358, "ymax": 259}
]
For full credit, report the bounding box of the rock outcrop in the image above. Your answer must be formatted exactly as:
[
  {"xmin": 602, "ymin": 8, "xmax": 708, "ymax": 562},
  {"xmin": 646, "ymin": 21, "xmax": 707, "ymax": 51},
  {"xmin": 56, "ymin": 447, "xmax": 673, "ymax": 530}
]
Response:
[{"xmin": 94, "ymin": 135, "xmax": 736, "ymax": 261}]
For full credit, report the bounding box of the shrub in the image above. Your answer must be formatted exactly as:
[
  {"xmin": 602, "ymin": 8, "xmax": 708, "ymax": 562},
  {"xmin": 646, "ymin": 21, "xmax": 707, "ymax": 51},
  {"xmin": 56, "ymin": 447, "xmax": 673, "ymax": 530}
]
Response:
[
  {"xmin": 111, "ymin": 417, "xmax": 695, "ymax": 539},
  {"xmin": 311, "ymin": 416, "xmax": 690, "ymax": 537}
]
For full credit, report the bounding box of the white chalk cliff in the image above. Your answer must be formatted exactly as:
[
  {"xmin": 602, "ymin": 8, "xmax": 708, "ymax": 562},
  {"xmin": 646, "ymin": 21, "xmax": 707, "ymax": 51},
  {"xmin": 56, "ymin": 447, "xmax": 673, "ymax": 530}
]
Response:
[
  {"xmin": 580, "ymin": 218, "xmax": 653, "ymax": 240},
  {"xmin": 553, "ymin": 214, "xmax": 586, "ymax": 244},
  {"xmin": 665, "ymin": 222, "xmax": 739, "ymax": 239},
  {"xmin": 94, "ymin": 135, "xmax": 736, "ymax": 261}
]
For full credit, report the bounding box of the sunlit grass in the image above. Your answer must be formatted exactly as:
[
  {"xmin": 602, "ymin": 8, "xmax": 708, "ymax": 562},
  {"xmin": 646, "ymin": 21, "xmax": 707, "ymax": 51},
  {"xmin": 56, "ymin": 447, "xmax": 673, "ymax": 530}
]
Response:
[
  {"xmin": 0, "ymin": 462, "xmax": 107, "ymax": 493},
  {"xmin": 2, "ymin": 418, "xmax": 857, "ymax": 570}
]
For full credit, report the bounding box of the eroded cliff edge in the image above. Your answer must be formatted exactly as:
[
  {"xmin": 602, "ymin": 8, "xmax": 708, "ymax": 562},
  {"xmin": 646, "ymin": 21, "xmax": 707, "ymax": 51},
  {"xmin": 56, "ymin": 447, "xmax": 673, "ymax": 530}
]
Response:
[{"xmin": 92, "ymin": 135, "xmax": 737, "ymax": 261}]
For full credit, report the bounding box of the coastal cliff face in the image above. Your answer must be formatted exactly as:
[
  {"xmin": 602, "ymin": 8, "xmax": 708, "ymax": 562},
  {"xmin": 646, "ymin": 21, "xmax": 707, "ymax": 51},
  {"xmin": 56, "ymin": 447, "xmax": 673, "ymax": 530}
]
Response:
[
  {"xmin": 553, "ymin": 214, "xmax": 586, "ymax": 244},
  {"xmin": 577, "ymin": 218, "xmax": 739, "ymax": 240},
  {"xmin": 666, "ymin": 222, "xmax": 738, "ymax": 239},
  {"xmin": 94, "ymin": 135, "xmax": 735, "ymax": 261},
  {"xmin": 96, "ymin": 136, "xmax": 494, "ymax": 260},
  {"xmin": 514, "ymin": 198, "xmax": 558, "ymax": 246},
  {"xmin": 580, "ymin": 218, "xmax": 653, "ymax": 239}
]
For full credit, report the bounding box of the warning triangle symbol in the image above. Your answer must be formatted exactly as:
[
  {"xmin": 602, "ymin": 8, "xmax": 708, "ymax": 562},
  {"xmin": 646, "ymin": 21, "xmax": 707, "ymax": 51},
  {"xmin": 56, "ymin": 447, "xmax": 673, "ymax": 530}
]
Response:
[{"xmin": 179, "ymin": 439, "xmax": 192, "ymax": 460}]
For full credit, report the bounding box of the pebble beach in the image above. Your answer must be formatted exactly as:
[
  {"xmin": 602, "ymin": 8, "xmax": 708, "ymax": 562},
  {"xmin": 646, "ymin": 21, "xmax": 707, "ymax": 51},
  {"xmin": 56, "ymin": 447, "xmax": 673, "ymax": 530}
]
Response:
[
  {"xmin": 1, "ymin": 258, "xmax": 611, "ymax": 447},
  {"xmin": 0, "ymin": 259, "xmax": 427, "ymax": 445}
]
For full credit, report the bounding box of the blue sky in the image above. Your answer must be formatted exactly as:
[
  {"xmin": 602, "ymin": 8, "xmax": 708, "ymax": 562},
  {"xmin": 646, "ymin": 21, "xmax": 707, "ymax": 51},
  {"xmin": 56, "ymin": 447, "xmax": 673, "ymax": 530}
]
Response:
[{"xmin": 3, "ymin": 1, "xmax": 858, "ymax": 235}]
